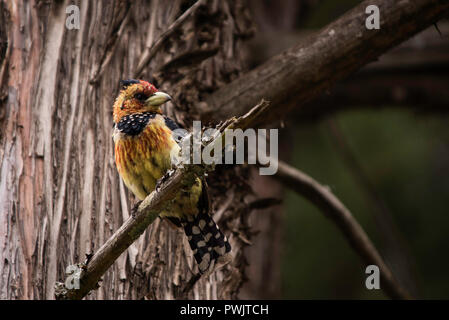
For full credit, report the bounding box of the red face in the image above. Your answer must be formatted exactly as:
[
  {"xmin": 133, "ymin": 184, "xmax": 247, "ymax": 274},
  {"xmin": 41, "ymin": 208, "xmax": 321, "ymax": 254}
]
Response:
[{"xmin": 113, "ymin": 80, "xmax": 171, "ymax": 123}]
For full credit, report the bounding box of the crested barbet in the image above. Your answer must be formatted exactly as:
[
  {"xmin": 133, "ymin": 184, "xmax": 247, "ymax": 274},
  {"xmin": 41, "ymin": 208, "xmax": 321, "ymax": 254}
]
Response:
[{"xmin": 112, "ymin": 79, "xmax": 231, "ymax": 274}]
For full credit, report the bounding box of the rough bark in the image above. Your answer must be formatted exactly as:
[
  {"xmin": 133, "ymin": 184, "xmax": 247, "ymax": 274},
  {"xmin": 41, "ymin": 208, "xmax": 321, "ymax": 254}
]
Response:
[
  {"xmin": 296, "ymin": 22, "xmax": 449, "ymax": 121},
  {"xmin": 202, "ymin": 0, "xmax": 449, "ymax": 124},
  {"xmin": 238, "ymin": 169, "xmax": 284, "ymax": 299},
  {"xmin": 245, "ymin": 22, "xmax": 449, "ymax": 121},
  {"xmin": 0, "ymin": 0, "xmax": 255, "ymax": 300}
]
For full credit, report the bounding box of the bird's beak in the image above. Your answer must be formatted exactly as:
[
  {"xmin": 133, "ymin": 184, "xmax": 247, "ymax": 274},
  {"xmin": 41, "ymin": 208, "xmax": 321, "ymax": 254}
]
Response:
[{"xmin": 146, "ymin": 91, "xmax": 172, "ymax": 106}]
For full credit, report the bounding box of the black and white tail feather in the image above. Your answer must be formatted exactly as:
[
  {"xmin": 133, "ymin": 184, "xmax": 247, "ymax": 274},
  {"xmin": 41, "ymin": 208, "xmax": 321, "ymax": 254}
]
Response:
[
  {"xmin": 167, "ymin": 182, "xmax": 231, "ymax": 275},
  {"xmin": 166, "ymin": 185, "xmax": 231, "ymax": 275},
  {"xmin": 183, "ymin": 209, "xmax": 232, "ymax": 274},
  {"xmin": 165, "ymin": 117, "xmax": 231, "ymax": 275}
]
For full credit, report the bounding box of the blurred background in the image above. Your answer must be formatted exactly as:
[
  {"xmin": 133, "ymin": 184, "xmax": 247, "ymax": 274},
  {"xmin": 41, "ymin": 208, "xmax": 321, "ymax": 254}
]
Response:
[{"xmin": 245, "ymin": 0, "xmax": 449, "ymax": 299}]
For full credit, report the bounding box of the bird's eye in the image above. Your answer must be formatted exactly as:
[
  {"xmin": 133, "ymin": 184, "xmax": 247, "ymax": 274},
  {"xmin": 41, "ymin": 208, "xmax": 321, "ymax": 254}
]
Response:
[{"xmin": 134, "ymin": 93, "xmax": 147, "ymax": 101}]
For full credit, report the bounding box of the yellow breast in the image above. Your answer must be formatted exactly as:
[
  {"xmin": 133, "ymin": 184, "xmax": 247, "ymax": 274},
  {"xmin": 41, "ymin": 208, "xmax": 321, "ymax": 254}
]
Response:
[
  {"xmin": 113, "ymin": 115, "xmax": 202, "ymax": 219},
  {"xmin": 114, "ymin": 115, "xmax": 177, "ymax": 200}
]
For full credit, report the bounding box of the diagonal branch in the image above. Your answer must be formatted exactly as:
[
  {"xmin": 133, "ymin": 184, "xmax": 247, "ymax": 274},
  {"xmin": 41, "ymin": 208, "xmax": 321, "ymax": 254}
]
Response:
[
  {"xmin": 271, "ymin": 160, "xmax": 413, "ymax": 300},
  {"xmin": 202, "ymin": 0, "xmax": 449, "ymax": 124},
  {"xmin": 55, "ymin": 100, "xmax": 269, "ymax": 300}
]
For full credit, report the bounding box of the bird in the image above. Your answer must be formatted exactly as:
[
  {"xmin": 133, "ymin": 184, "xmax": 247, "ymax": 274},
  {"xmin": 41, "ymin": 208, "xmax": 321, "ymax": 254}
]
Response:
[{"xmin": 112, "ymin": 79, "xmax": 231, "ymax": 275}]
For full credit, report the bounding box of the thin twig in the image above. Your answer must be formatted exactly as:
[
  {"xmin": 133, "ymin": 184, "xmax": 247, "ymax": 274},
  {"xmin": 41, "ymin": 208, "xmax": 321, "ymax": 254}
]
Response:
[
  {"xmin": 271, "ymin": 160, "xmax": 413, "ymax": 300},
  {"xmin": 134, "ymin": 0, "xmax": 207, "ymax": 78}
]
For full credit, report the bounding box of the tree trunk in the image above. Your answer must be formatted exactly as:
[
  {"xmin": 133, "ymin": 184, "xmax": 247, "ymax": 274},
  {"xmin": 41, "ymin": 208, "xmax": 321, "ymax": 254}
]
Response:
[{"xmin": 0, "ymin": 0, "xmax": 257, "ymax": 300}]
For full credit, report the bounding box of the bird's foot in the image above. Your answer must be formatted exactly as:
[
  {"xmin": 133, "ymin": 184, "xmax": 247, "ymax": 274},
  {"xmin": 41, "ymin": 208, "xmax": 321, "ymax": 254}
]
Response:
[{"xmin": 131, "ymin": 200, "xmax": 142, "ymax": 217}]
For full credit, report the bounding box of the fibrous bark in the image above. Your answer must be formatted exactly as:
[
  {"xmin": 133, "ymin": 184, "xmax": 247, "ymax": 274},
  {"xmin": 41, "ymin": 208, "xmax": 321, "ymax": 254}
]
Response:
[{"xmin": 0, "ymin": 0, "xmax": 255, "ymax": 300}]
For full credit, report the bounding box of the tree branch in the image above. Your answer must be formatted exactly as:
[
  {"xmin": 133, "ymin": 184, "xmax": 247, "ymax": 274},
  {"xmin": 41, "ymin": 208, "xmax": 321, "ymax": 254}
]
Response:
[
  {"xmin": 202, "ymin": 0, "xmax": 449, "ymax": 124},
  {"xmin": 55, "ymin": 100, "xmax": 270, "ymax": 300},
  {"xmin": 246, "ymin": 22, "xmax": 449, "ymax": 121},
  {"xmin": 294, "ymin": 71, "xmax": 449, "ymax": 122},
  {"xmin": 272, "ymin": 160, "xmax": 413, "ymax": 300}
]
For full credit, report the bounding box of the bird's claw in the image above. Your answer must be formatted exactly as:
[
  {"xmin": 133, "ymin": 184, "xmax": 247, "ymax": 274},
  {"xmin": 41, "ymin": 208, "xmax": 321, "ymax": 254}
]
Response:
[
  {"xmin": 131, "ymin": 200, "xmax": 142, "ymax": 217},
  {"xmin": 156, "ymin": 169, "xmax": 175, "ymax": 191}
]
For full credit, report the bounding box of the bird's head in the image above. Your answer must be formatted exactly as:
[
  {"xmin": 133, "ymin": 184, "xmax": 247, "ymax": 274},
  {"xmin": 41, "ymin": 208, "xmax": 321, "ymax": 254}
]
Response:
[{"xmin": 113, "ymin": 79, "xmax": 172, "ymax": 123}]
